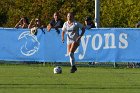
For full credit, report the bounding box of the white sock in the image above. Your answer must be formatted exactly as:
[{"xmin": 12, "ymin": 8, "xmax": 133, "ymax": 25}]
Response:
[{"xmin": 69, "ymin": 52, "xmax": 75, "ymax": 66}]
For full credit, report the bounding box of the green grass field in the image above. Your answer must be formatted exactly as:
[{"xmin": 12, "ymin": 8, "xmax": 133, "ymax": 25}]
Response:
[{"xmin": 0, "ymin": 64, "xmax": 140, "ymax": 93}]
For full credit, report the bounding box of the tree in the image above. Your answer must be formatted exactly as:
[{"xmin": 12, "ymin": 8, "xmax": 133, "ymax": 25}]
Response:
[{"xmin": 0, "ymin": 0, "xmax": 140, "ymax": 27}]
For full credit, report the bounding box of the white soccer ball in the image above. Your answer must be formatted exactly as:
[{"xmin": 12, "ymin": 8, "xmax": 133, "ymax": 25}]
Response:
[{"xmin": 53, "ymin": 66, "xmax": 62, "ymax": 74}]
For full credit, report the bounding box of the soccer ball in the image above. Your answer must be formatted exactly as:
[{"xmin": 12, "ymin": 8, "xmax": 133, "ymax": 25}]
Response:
[{"xmin": 53, "ymin": 66, "xmax": 62, "ymax": 74}]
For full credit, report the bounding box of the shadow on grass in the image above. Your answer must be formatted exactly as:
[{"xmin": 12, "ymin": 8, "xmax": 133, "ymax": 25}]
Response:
[
  {"xmin": 0, "ymin": 83, "xmax": 81, "ymax": 89},
  {"xmin": 0, "ymin": 84, "xmax": 139, "ymax": 89}
]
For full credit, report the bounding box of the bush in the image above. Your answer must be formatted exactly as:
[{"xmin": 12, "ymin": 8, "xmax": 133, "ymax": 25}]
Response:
[{"xmin": 0, "ymin": 0, "xmax": 140, "ymax": 27}]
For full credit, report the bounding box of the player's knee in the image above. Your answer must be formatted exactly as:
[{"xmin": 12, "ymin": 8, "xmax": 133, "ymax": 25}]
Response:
[
  {"xmin": 69, "ymin": 52, "xmax": 74, "ymax": 58},
  {"xmin": 69, "ymin": 52, "xmax": 73, "ymax": 56}
]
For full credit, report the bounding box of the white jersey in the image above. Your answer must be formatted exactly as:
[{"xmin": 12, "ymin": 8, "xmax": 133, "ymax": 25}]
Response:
[{"xmin": 62, "ymin": 21, "xmax": 83, "ymax": 44}]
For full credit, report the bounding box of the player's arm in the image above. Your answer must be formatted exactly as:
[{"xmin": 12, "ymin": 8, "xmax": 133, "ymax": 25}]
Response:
[
  {"xmin": 61, "ymin": 30, "xmax": 65, "ymax": 43},
  {"xmin": 61, "ymin": 22, "xmax": 66, "ymax": 43},
  {"xmin": 80, "ymin": 27, "xmax": 85, "ymax": 37},
  {"xmin": 76, "ymin": 23, "xmax": 85, "ymax": 42}
]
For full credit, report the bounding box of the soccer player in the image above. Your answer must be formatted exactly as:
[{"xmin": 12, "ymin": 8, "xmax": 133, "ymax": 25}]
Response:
[{"xmin": 61, "ymin": 12, "xmax": 85, "ymax": 73}]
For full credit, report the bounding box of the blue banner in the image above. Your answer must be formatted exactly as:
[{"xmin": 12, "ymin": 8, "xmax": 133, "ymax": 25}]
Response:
[{"xmin": 0, "ymin": 28, "xmax": 140, "ymax": 62}]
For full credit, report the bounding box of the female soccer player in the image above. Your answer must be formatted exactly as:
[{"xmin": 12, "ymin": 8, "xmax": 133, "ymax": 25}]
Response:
[{"xmin": 61, "ymin": 12, "xmax": 85, "ymax": 73}]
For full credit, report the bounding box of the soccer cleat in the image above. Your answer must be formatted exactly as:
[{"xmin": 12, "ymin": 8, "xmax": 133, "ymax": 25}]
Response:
[{"xmin": 70, "ymin": 65, "xmax": 77, "ymax": 73}]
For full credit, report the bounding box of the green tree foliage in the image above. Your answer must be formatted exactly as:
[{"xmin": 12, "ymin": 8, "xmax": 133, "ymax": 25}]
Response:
[
  {"xmin": 100, "ymin": 0, "xmax": 140, "ymax": 27},
  {"xmin": 0, "ymin": 0, "xmax": 140, "ymax": 27}
]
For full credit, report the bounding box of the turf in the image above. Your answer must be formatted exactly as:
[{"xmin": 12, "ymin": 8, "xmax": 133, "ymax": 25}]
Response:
[{"xmin": 0, "ymin": 64, "xmax": 140, "ymax": 93}]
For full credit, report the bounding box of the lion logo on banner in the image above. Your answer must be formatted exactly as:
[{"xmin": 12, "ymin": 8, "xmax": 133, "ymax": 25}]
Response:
[{"xmin": 18, "ymin": 31, "xmax": 40, "ymax": 56}]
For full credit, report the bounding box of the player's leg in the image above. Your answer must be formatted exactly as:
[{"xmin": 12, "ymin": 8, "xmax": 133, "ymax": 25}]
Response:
[
  {"xmin": 69, "ymin": 42, "xmax": 80, "ymax": 73},
  {"xmin": 67, "ymin": 43, "xmax": 75, "ymax": 66},
  {"xmin": 67, "ymin": 44, "xmax": 72, "ymax": 54},
  {"xmin": 70, "ymin": 41, "xmax": 80, "ymax": 53}
]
